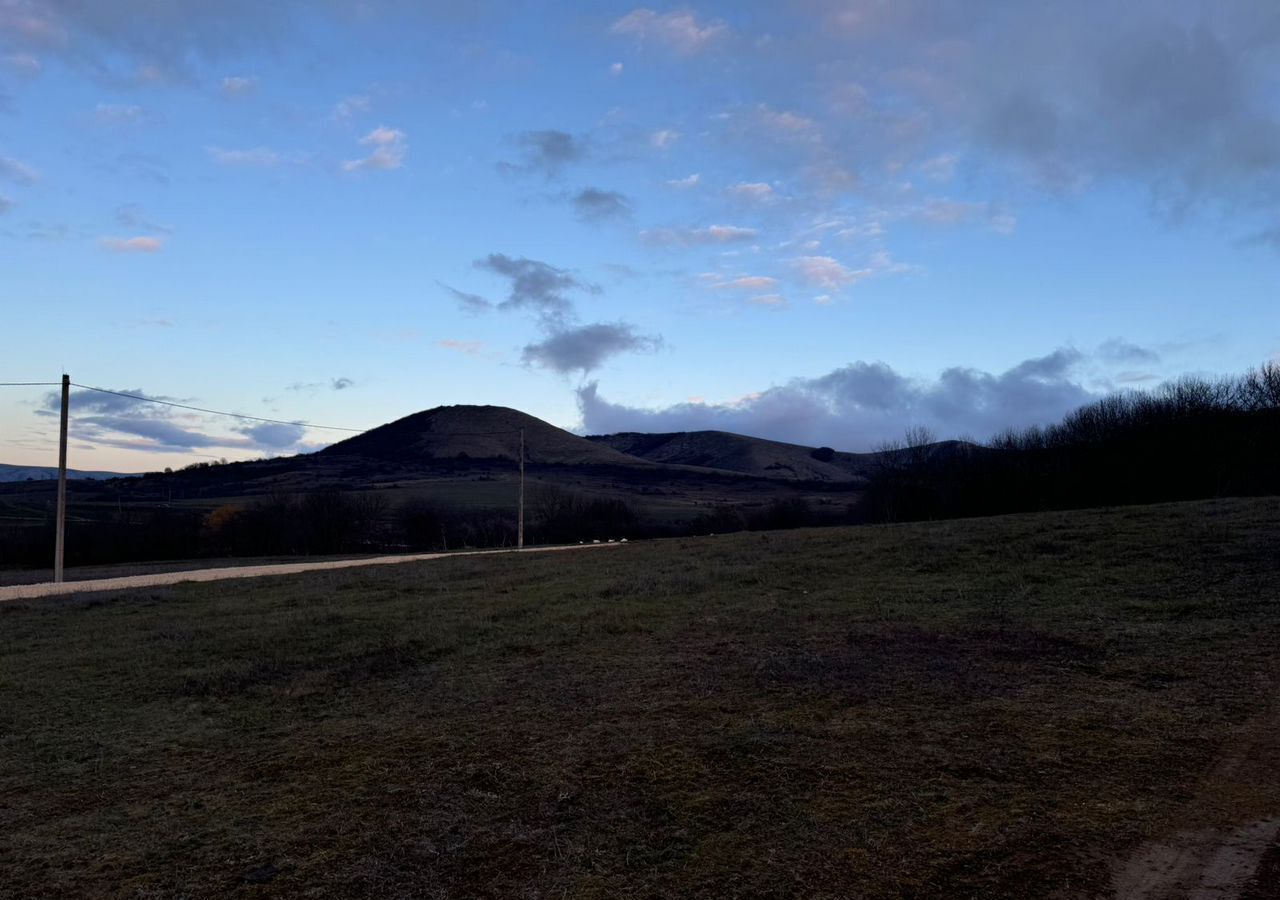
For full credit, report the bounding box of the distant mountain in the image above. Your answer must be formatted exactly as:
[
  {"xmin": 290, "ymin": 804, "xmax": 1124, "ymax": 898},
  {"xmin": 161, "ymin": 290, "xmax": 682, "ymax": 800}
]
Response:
[
  {"xmin": 0, "ymin": 463, "xmax": 136, "ymax": 483},
  {"xmin": 586, "ymin": 430, "xmax": 876, "ymax": 482},
  {"xmin": 321, "ymin": 405, "xmax": 653, "ymax": 468}
]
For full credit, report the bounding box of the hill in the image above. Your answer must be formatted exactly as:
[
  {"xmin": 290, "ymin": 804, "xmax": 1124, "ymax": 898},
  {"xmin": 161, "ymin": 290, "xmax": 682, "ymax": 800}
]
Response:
[
  {"xmin": 321, "ymin": 405, "xmax": 653, "ymax": 468},
  {"xmin": 0, "ymin": 463, "xmax": 135, "ymax": 483}
]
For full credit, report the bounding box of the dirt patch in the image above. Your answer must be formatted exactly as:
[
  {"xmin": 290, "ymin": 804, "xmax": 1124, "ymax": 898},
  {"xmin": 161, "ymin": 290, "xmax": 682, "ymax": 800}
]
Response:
[
  {"xmin": 1114, "ymin": 704, "xmax": 1280, "ymax": 899},
  {"xmin": 1115, "ymin": 818, "xmax": 1280, "ymax": 899}
]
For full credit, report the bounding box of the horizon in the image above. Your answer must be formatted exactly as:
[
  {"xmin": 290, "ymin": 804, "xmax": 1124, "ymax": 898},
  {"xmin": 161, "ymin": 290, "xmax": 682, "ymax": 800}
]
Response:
[{"xmin": 3, "ymin": 2, "xmax": 1279, "ymax": 472}]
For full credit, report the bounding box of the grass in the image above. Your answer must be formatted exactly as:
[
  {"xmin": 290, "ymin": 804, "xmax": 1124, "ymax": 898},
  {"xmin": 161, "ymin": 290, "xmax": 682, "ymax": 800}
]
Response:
[{"xmin": 2, "ymin": 497, "xmax": 1279, "ymax": 898}]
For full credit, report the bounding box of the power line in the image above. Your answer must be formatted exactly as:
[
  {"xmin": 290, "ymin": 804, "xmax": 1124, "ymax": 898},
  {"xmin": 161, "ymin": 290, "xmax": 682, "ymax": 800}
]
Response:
[{"xmin": 68, "ymin": 383, "xmax": 367, "ymax": 432}]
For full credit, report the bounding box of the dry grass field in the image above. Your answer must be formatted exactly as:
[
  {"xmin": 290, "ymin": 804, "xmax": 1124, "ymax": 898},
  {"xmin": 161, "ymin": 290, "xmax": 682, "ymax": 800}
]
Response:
[{"xmin": 2, "ymin": 497, "xmax": 1279, "ymax": 898}]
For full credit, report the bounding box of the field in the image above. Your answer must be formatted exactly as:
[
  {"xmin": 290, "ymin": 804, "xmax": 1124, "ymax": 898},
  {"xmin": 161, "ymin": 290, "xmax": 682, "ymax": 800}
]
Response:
[{"xmin": 2, "ymin": 497, "xmax": 1279, "ymax": 898}]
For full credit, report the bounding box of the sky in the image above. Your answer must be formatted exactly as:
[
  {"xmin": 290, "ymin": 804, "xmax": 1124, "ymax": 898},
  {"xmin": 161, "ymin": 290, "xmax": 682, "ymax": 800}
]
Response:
[{"xmin": 2, "ymin": 1, "xmax": 1279, "ymax": 472}]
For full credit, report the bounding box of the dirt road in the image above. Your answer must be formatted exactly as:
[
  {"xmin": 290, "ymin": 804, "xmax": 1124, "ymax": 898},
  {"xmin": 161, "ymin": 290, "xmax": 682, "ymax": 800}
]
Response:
[{"xmin": 0, "ymin": 543, "xmax": 622, "ymax": 603}]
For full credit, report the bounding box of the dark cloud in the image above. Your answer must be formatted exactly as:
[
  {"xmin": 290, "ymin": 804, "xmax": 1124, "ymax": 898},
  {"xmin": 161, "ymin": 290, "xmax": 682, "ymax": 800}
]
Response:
[
  {"xmin": 236, "ymin": 421, "xmax": 307, "ymax": 449},
  {"xmin": 498, "ymin": 129, "xmax": 588, "ymax": 178},
  {"xmin": 39, "ymin": 385, "xmax": 312, "ymax": 454},
  {"xmin": 572, "ymin": 187, "xmax": 632, "ymax": 223},
  {"xmin": 578, "ymin": 349, "xmax": 1102, "ymax": 450},
  {"xmin": 473, "ymin": 252, "xmax": 599, "ymax": 327},
  {"xmin": 330, "ymin": 377, "xmax": 353, "ymax": 390},
  {"xmin": 286, "ymin": 378, "xmax": 356, "ymax": 393},
  {"xmin": 522, "ymin": 322, "xmax": 662, "ymax": 374},
  {"xmin": 439, "ymin": 282, "xmax": 493, "ymax": 314},
  {"xmin": 1098, "ymin": 339, "xmax": 1161, "ymax": 364}
]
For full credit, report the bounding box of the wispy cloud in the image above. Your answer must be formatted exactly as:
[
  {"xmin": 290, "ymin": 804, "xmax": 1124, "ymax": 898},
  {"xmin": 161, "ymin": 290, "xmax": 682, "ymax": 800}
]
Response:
[
  {"xmin": 666, "ymin": 173, "xmax": 700, "ymax": 189},
  {"xmin": 642, "ymin": 224, "xmax": 758, "ymax": 247},
  {"xmin": 342, "ymin": 126, "xmax": 406, "ymax": 172},
  {"xmin": 99, "ymin": 235, "xmax": 164, "ymax": 253},
  {"xmin": 610, "ymin": 8, "xmax": 729, "ymax": 54},
  {"xmin": 206, "ymin": 146, "xmax": 281, "ymax": 167},
  {"xmin": 438, "ymin": 339, "xmax": 486, "ymax": 356},
  {"xmin": 220, "ymin": 75, "xmax": 257, "ymax": 95},
  {"xmin": 93, "ymin": 102, "xmax": 147, "ymax": 125},
  {"xmin": 0, "ymin": 155, "xmax": 38, "ymax": 184}
]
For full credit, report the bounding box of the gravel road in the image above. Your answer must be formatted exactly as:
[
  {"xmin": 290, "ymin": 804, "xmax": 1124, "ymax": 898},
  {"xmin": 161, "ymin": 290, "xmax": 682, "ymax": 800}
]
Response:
[{"xmin": 0, "ymin": 543, "xmax": 622, "ymax": 603}]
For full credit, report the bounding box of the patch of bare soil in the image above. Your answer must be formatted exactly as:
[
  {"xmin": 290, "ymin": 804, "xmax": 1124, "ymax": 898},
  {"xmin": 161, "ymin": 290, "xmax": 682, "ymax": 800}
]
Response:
[{"xmin": 1114, "ymin": 706, "xmax": 1280, "ymax": 899}]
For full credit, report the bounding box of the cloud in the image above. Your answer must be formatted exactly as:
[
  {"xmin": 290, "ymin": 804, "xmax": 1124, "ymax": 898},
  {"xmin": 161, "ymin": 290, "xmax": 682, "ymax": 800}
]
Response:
[
  {"xmin": 641, "ymin": 223, "xmax": 758, "ymax": 246},
  {"xmin": 729, "ymin": 181, "xmax": 775, "ymax": 200},
  {"xmin": 579, "ymin": 348, "xmax": 1102, "ymax": 449},
  {"xmin": 330, "ymin": 377, "xmax": 353, "ymax": 390},
  {"xmin": 0, "ymin": 195, "xmax": 11, "ymax": 214},
  {"xmin": 0, "ymin": 1, "xmax": 298, "ymax": 82},
  {"xmin": 572, "ymin": 187, "xmax": 632, "ymax": 223},
  {"xmin": 523, "ymin": 322, "xmax": 662, "ymax": 374},
  {"xmin": 474, "ymin": 252, "xmax": 599, "ymax": 326},
  {"xmin": 4, "ymin": 52, "xmax": 41, "ymax": 74},
  {"xmin": 712, "ymin": 275, "xmax": 778, "ymax": 291},
  {"xmin": 1098, "ymin": 338, "xmax": 1160, "ymax": 364},
  {"xmin": 342, "ymin": 125, "xmax": 406, "ymax": 172},
  {"xmin": 220, "ymin": 74, "xmax": 256, "ymax": 95},
  {"xmin": 206, "ymin": 146, "xmax": 281, "ymax": 167},
  {"xmin": 609, "ymin": 61, "xmax": 624, "ymax": 76},
  {"xmin": 499, "ymin": 129, "xmax": 587, "ymax": 178},
  {"xmin": 440, "ymin": 283, "xmax": 494, "ymax": 314},
  {"xmin": 438, "ymin": 339, "xmax": 485, "ymax": 356},
  {"xmin": 919, "ymin": 199, "xmax": 1018, "ymax": 234},
  {"xmin": 750, "ymin": 294, "xmax": 786, "ymax": 307},
  {"xmin": 332, "ymin": 94, "xmax": 371, "ymax": 121},
  {"xmin": 610, "ymin": 8, "xmax": 728, "ymax": 54},
  {"xmin": 236, "ymin": 421, "xmax": 306, "ymax": 449},
  {"xmin": 791, "ymin": 251, "xmax": 910, "ymax": 291},
  {"xmin": 99, "ymin": 235, "xmax": 163, "ymax": 253},
  {"xmin": 666, "ymin": 173, "xmax": 700, "ymax": 189},
  {"xmin": 650, "ymin": 128, "xmax": 680, "ymax": 149},
  {"xmin": 286, "ymin": 378, "xmax": 355, "ymax": 393},
  {"xmin": 0, "ymin": 154, "xmax": 38, "ymax": 184},
  {"xmin": 115, "ymin": 203, "xmax": 172, "ymax": 233},
  {"xmin": 93, "ymin": 102, "xmax": 146, "ymax": 125},
  {"xmin": 37, "ymin": 384, "xmax": 317, "ymax": 455}
]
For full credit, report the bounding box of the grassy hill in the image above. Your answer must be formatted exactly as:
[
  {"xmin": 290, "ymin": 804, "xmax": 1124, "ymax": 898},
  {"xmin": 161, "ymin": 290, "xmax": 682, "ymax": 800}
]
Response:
[{"xmin": 3, "ymin": 496, "xmax": 1278, "ymax": 897}]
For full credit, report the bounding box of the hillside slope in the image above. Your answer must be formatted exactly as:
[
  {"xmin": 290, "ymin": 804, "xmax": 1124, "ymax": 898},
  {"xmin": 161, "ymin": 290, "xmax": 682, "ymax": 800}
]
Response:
[
  {"xmin": 588, "ymin": 430, "xmax": 874, "ymax": 482},
  {"xmin": 322, "ymin": 405, "xmax": 652, "ymax": 468}
]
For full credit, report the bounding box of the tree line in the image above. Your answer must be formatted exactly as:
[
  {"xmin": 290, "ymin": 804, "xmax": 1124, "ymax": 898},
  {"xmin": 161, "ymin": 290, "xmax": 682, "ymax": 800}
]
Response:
[{"xmin": 863, "ymin": 362, "xmax": 1280, "ymax": 522}]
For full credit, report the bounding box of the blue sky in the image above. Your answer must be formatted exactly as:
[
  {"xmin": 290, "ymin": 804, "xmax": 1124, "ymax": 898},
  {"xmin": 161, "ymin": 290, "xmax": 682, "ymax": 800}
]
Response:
[{"xmin": 2, "ymin": 1, "xmax": 1278, "ymax": 471}]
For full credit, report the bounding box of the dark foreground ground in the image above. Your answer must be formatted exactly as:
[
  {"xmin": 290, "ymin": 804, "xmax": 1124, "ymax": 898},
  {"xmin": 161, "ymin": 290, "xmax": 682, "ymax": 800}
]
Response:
[{"xmin": 2, "ymin": 497, "xmax": 1279, "ymax": 898}]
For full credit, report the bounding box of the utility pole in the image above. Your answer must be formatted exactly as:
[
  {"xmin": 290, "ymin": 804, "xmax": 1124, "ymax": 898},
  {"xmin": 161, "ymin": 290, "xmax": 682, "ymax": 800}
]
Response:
[
  {"xmin": 54, "ymin": 373, "xmax": 69, "ymax": 583},
  {"xmin": 517, "ymin": 427, "xmax": 525, "ymax": 549}
]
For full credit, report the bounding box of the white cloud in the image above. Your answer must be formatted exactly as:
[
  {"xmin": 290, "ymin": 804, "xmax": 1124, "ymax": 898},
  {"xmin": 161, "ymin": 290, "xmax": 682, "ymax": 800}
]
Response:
[
  {"xmin": 332, "ymin": 94, "xmax": 371, "ymax": 121},
  {"xmin": 99, "ymin": 236, "xmax": 164, "ymax": 253},
  {"xmin": 666, "ymin": 173, "xmax": 700, "ymax": 189},
  {"xmin": 642, "ymin": 223, "xmax": 759, "ymax": 246},
  {"xmin": 207, "ymin": 146, "xmax": 281, "ymax": 167},
  {"xmin": 342, "ymin": 126, "xmax": 407, "ymax": 172},
  {"xmin": 650, "ymin": 128, "xmax": 680, "ymax": 149},
  {"xmin": 610, "ymin": 62, "xmax": 624, "ymax": 76},
  {"xmin": 438, "ymin": 339, "xmax": 485, "ymax": 356},
  {"xmin": 610, "ymin": 8, "xmax": 728, "ymax": 54},
  {"xmin": 713, "ymin": 275, "xmax": 778, "ymax": 291},
  {"xmin": 221, "ymin": 75, "xmax": 257, "ymax": 95},
  {"xmin": 751, "ymin": 293, "xmax": 786, "ymax": 307},
  {"xmin": 729, "ymin": 181, "xmax": 775, "ymax": 200},
  {"xmin": 93, "ymin": 103, "xmax": 146, "ymax": 125},
  {"xmin": 791, "ymin": 251, "xmax": 911, "ymax": 291}
]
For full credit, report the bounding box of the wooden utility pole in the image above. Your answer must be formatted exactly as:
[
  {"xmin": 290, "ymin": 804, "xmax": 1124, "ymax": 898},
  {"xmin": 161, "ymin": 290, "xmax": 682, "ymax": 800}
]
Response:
[
  {"xmin": 517, "ymin": 427, "xmax": 525, "ymax": 549},
  {"xmin": 54, "ymin": 373, "xmax": 69, "ymax": 583}
]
